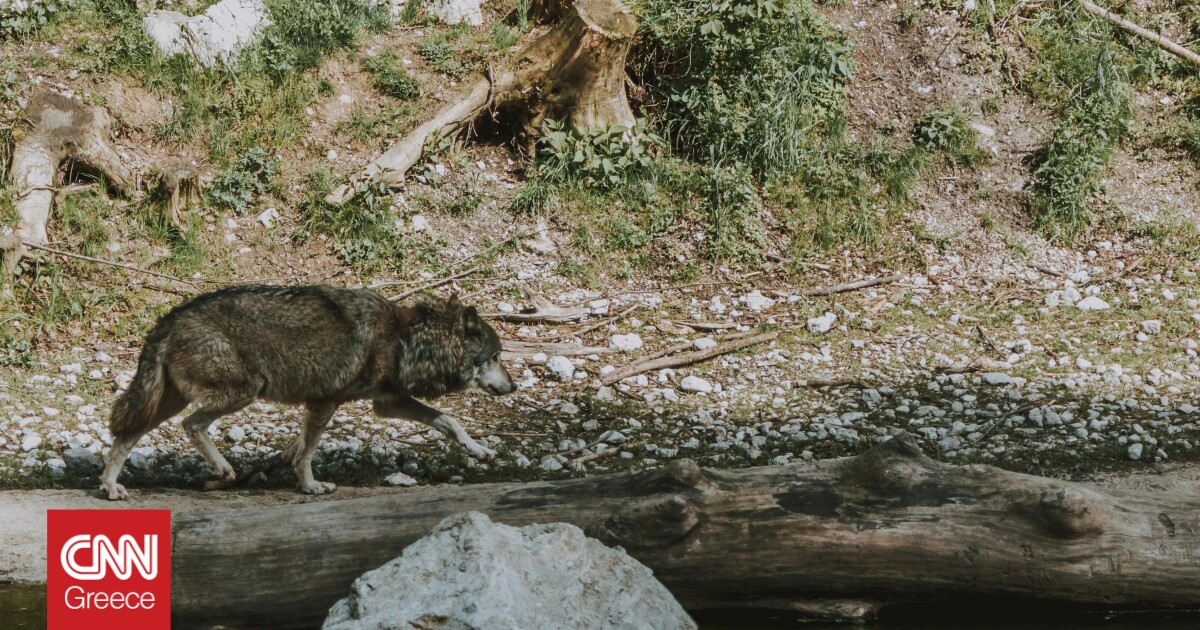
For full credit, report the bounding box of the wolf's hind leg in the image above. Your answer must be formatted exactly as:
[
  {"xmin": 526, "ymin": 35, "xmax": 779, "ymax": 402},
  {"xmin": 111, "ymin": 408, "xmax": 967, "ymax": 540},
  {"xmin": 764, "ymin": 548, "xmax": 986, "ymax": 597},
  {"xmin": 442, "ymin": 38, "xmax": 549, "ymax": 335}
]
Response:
[
  {"xmin": 292, "ymin": 402, "xmax": 338, "ymax": 495},
  {"xmin": 375, "ymin": 397, "xmax": 496, "ymax": 462},
  {"xmin": 100, "ymin": 434, "xmax": 139, "ymax": 500},
  {"xmin": 182, "ymin": 399, "xmax": 252, "ymax": 486},
  {"xmin": 100, "ymin": 385, "xmax": 187, "ymax": 501}
]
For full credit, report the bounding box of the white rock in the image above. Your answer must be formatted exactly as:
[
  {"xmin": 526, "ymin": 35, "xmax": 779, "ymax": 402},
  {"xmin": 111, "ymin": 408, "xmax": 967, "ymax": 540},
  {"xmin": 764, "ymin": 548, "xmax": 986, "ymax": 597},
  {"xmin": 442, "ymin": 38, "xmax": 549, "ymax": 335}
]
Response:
[
  {"xmin": 1128, "ymin": 442, "xmax": 1144, "ymax": 460},
  {"xmin": 258, "ymin": 207, "xmax": 279, "ymax": 228},
  {"xmin": 1074, "ymin": 296, "xmax": 1110, "ymax": 311},
  {"xmin": 693, "ymin": 337, "xmax": 717, "ymax": 350},
  {"xmin": 226, "ymin": 426, "xmax": 246, "ymax": 442},
  {"xmin": 322, "ymin": 512, "xmax": 695, "ymax": 630},
  {"xmin": 1141, "ymin": 320, "xmax": 1162, "ymax": 335},
  {"xmin": 539, "ymin": 455, "xmax": 563, "ymax": 471},
  {"xmin": 384, "ymin": 472, "xmax": 419, "ymax": 487},
  {"xmin": 410, "ymin": 215, "xmax": 430, "ymax": 231},
  {"xmin": 738, "ymin": 290, "xmax": 775, "ymax": 312},
  {"xmin": 423, "ymin": 0, "xmax": 483, "ymax": 25},
  {"xmin": 807, "ymin": 312, "xmax": 837, "ymax": 334},
  {"xmin": 981, "ymin": 372, "xmax": 1015, "ymax": 386},
  {"xmin": 21, "ymin": 433, "xmax": 41, "ymax": 452},
  {"xmin": 1163, "ymin": 288, "xmax": 1177, "ymax": 301},
  {"xmin": 144, "ymin": 0, "xmax": 271, "ymax": 67},
  {"xmin": 545, "ymin": 356, "xmax": 575, "ymax": 380},
  {"xmin": 610, "ymin": 333, "xmax": 644, "ymax": 352},
  {"xmin": 679, "ymin": 376, "xmax": 713, "ymax": 393}
]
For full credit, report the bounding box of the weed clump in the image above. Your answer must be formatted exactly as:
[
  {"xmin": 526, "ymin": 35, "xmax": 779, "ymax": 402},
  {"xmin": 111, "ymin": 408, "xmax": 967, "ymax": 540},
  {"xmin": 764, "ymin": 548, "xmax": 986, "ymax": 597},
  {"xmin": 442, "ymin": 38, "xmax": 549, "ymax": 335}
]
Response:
[
  {"xmin": 1028, "ymin": 12, "xmax": 1132, "ymax": 241},
  {"xmin": 912, "ymin": 107, "xmax": 986, "ymax": 167},
  {"xmin": 363, "ymin": 51, "xmax": 421, "ymax": 100},
  {"xmin": 302, "ymin": 170, "xmax": 410, "ymax": 274},
  {"xmin": 206, "ymin": 147, "xmax": 278, "ymax": 214}
]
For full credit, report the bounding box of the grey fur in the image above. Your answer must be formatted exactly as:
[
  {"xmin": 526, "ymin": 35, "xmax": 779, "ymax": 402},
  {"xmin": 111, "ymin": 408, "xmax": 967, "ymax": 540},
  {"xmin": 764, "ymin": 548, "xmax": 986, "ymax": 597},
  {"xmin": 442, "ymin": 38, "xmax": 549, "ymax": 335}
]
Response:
[{"xmin": 100, "ymin": 285, "xmax": 515, "ymax": 500}]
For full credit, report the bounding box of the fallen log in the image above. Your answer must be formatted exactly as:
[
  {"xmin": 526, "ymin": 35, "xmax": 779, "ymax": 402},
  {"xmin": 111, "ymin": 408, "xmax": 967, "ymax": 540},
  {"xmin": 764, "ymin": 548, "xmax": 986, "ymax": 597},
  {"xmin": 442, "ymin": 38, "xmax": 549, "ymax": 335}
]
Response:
[{"xmin": 170, "ymin": 433, "xmax": 1200, "ymax": 628}]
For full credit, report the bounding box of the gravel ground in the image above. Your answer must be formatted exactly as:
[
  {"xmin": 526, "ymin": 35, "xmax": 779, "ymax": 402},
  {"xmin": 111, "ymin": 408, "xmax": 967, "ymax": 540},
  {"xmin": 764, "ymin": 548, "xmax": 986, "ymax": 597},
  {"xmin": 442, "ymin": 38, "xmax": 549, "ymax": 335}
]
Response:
[{"xmin": 2, "ymin": 243, "xmax": 1197, "ymax": 493}]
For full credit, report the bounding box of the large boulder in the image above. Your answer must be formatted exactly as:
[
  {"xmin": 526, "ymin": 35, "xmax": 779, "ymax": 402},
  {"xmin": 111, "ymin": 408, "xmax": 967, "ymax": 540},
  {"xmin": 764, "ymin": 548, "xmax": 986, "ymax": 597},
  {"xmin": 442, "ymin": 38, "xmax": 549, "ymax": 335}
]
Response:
[
  {"xmin": 143, "ymin": 0, "xmax": 271, "ymax": 67},
  {"xmin": 322, "ymin": 511, "xmax": 696, "ymax": 630}
]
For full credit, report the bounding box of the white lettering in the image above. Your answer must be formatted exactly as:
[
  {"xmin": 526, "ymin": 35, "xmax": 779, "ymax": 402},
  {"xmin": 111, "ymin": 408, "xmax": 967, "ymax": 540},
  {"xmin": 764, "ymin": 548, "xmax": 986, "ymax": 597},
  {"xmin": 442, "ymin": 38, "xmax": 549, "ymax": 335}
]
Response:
[{"xmin": 61, "ymin": 534, "xmax": 158, "ymax": 580}]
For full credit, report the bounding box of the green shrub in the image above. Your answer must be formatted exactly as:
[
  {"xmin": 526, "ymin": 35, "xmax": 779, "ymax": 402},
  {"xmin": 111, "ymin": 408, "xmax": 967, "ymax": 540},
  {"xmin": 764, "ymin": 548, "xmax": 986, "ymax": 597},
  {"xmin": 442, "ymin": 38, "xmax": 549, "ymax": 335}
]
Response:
[
  {"xmin": 534, "ymin": 118, "xmax": 664, "ymax": 188},
  {"xmin": 636, "ymin": 0, "xmax": 853, "ymax": 177},
  {"xmin": 1029, "ymin": 21, "xmax": 1131, "ymax": 241},
  {"xmin": 363, "ymin": 52, "xmax": 421, "ymax": 100},
  {"xmin": 912, "ymin": 107, "xmax": 986, "ymax": 166},
  {"xmin": 206, "ymin": 147, "xmax": 278, "ymax": 214}
]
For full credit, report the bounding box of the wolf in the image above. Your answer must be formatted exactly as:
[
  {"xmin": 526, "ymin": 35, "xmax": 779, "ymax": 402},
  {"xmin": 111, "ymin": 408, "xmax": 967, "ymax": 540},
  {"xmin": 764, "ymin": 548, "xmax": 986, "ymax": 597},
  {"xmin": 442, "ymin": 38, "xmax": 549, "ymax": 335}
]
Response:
[{"xmin": 99, "ymin": 285, "xmax": 515, "ymax": 500}]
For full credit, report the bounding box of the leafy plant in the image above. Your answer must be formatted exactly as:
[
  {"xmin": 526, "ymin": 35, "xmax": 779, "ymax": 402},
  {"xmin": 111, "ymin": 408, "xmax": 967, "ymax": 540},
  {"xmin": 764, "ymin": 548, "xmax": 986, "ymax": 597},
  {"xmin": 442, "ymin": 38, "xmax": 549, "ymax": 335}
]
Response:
[
  {"xmin": 1, "ymin": 0, "xmax": 75, "ymax": 39},
  {"xmin": 363, "ymin": 52, "xmax": 421, "ymax": 100},
  {"xmin": 703, "ymin": 160, "xmax": 765, "ymax": 262},
  {"xmin": 255, "ymin": 0, "xmax": 389, "ymax": 80},
  {"xmin": 302, "ymin": 170, "xmax": 408, "ymax": 274},
  {"xmin": 912, "ymin": 107, "xmax": 986, "ymax": 166},
  {"xmin": 636, "ymin": 0, "xmax": 853, "ymax": 177},
  {"xmin": 534, "ymin": 118, "xmax": 664, "ymax": 188},
  {"xmin": 206, "ymin": 147, "xmax": 278, "ymax": 214},
  {"xmin": 1029, "ymin": 18, "xmax": 1131, "ymax": 241}
]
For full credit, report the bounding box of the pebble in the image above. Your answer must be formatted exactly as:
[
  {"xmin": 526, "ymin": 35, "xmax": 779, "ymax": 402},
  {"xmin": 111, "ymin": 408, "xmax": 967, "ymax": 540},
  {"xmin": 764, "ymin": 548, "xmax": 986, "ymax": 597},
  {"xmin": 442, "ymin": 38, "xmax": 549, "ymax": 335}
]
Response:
[
  {"xmin": 545, "ymin": 356, "xmax": 575, "ymax": 380},
  {"xmin": 679, "ymin": 376, "xmax": 714, "ymax": 393},
  {"xmin": 807, "ymin": 312, "xmax": 837, "ymax": 334},
  {"xmin": 610, "ymin": 334, "xmax": 644, "ymax": 352},
  {"xmin": 1075, "ymin": 296, "xmax": 1110, "ymax": 311},
  {"xmin": 1127, "ymin": 442, "xmax": 1144, "ymax": 460},
  {"xmin": 384, "ymin": 472, "xmax": 419, "ymax": 487},
  {"xmin": 694, "ymin": 337, "xmax": 717, "ymax": 351}
]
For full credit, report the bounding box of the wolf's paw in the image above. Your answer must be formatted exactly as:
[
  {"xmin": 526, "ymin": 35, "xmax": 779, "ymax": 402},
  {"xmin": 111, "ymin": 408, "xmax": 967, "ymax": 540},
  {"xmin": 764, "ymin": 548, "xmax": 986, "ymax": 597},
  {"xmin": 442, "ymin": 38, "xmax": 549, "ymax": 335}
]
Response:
[
  {"xmin": 214, "ymin": 462, "xmax": 237, "ymax": 481},
  {"xmin": 300, "ymin": 481, "xmax": 337, "ymax": 496},
  {"xmin": 469, "ymin": 444, "xmax": 497, "ymax": 462},
  {"xmin": 101, "ymin": 482, "xmax": 128, "ymax": 501}
]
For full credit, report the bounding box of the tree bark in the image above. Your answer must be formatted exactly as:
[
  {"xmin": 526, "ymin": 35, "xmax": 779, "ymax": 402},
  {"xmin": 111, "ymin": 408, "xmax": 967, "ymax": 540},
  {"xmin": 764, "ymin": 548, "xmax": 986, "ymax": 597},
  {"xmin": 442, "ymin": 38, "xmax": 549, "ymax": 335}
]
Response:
[
  {"xmin": 2, "ymin": 89, "xmax": 133, "ymax": 275},
  {"xmin": 170, "ymin": 433, "xmax": 1200, "ymax": 628},
  {"xmin": 326, "ymin": 0, "xmax": 636, "ymax": 205}
]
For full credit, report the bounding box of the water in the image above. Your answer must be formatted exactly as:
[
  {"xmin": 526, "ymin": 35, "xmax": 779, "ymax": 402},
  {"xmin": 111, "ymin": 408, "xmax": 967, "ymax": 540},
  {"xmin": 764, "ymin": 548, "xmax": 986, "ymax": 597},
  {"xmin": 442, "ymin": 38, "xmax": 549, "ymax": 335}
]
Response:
[{"xmin": 6, "ymin": 583, "xmax": 1199, "ymax": 629}]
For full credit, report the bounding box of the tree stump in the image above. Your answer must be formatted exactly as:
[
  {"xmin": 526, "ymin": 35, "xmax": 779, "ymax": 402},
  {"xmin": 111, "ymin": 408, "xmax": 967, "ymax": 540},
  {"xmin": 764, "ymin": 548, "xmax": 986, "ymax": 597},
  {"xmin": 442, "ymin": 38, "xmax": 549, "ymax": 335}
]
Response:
[
  {"xmin": 326, "ymin": 0, "xmax": 636, "ymax": 205},
  {"xmin": 2, "ymin": 90, "xmax": 133, "ymax": 275}
]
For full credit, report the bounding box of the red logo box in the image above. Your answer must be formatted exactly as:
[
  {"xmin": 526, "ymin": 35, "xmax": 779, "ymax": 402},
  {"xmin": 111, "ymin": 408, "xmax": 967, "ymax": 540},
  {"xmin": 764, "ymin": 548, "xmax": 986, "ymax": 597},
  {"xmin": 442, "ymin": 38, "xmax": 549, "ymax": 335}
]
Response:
[{"xmin": 47, "ymin": 510, "xmax": 171, "ymax": 630}]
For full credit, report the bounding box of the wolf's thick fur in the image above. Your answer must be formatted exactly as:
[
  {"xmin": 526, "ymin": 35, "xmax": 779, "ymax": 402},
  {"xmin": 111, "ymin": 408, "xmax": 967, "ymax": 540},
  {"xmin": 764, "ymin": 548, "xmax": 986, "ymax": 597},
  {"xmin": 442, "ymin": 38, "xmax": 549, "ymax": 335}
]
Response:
[{"xmin": 101, "ymin": 285, "xmax": 515, "ymax": 500}]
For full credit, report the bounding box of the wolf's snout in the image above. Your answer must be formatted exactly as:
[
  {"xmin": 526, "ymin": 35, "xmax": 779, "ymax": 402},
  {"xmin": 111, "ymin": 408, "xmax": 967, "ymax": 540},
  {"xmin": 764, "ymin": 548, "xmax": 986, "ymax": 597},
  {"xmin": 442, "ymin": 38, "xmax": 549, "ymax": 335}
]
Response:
[{"xmin": 478, "ymin": 360, "xmax": 517, "ymax": 395}]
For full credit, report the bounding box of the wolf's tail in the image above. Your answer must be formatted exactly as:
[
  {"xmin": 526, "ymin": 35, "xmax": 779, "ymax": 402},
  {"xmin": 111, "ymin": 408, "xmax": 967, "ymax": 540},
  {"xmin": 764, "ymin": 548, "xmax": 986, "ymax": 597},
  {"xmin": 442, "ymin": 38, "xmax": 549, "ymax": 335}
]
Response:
[{"xmin": 109, "ymin": 336, "xmax": 169, "ymax": 439}]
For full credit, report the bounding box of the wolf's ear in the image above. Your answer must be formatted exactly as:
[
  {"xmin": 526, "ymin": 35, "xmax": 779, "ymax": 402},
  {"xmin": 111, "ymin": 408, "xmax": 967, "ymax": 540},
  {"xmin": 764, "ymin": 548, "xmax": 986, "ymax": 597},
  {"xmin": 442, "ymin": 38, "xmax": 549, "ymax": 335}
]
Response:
[
  {"xmin": 461, "ymin": 305, "xmax": 483, "ymax": 336},
  {"xmin": 447, "ymin": 292, "xmax": 461, "ymax": 305}
]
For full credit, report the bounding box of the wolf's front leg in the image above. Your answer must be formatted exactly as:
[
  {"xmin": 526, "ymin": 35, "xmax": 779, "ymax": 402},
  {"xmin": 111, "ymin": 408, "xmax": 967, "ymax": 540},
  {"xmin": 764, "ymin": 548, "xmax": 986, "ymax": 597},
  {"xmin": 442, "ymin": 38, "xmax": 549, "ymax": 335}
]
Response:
[{"xmin": 374, "ymin": 397, "xmax": 496, "ymax": 462}]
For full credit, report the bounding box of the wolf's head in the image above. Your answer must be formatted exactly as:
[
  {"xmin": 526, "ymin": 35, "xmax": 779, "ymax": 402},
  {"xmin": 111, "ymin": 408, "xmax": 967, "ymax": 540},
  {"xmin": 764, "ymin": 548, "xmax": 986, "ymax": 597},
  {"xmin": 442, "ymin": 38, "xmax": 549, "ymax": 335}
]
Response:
[
  {"xmin": 453, "ymin": 297, "xmax": 517, "ymax": 396},
  {"xmin": 398, "ymin": 293, "xmax": 516, "ymax": 397}
]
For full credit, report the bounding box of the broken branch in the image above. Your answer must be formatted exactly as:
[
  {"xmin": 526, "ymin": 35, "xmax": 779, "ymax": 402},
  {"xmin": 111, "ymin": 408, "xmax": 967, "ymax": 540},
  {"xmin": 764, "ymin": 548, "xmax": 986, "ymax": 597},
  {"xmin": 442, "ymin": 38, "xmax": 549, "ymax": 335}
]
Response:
[
  {"xmin": 1080, "ymin": 0, "xmax": 1200, "ymax": 68},
  {"xmin": 800, "ymin": 274, "xmax": 904, "ymax": 297},
  {"xmin": 600, "ymin": 331, "xmax": 779, "ymax": 386}
]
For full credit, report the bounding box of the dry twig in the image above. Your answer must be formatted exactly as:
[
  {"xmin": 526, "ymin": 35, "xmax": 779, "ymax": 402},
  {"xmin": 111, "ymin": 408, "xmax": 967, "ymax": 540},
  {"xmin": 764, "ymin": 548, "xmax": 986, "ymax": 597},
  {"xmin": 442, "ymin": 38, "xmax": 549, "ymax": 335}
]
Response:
[
  {"xmin": 600, "ymin": 331, "xmax": 779, "ymax": 386},
  {"xmin": 801, "ymin": 274, "xmax": 903, "ymax": 297}
]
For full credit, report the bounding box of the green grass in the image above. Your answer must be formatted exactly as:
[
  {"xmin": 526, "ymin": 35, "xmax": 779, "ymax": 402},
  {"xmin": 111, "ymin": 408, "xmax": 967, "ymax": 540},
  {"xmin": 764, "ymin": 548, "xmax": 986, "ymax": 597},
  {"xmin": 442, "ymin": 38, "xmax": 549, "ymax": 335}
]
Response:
[
  {"xmin": 363, "ymin": 51, "xmax": 421, "ymax": 100},
  {"xmin": 300, "ymin": 169, "xmax": 413, "ymax": 275},
  {"xmin": 912, "ymin": 106, "xmax": 987, "ymax": 167},
  {"xmin": 1026, "ymin": 7, "xmax": 1133, "ymax": 242}
]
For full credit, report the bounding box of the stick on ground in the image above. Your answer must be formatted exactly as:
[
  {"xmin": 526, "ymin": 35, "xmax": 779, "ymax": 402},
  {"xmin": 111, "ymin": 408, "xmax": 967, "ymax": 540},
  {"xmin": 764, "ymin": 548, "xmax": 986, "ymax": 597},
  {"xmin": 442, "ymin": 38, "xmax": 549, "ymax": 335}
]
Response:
[
  {"xmin": 1080, "ymin": 0, "xmax": 1200, "ymax": 68},
  {"xmin": 389, "ymin": 267, "xmax": 479, "ymax": 301},
  {"xmin": 801, "ymin": 274, "xmax": 903, "ymax": 297},
  {"xmin": 600, "ymin": 331, "xmax": 780, "ymax": 386}
]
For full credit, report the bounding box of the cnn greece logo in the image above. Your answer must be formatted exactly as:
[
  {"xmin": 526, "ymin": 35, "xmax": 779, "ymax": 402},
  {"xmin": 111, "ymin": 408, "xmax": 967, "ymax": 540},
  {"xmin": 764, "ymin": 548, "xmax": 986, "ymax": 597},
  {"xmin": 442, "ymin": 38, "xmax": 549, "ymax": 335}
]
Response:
[
  {"xmin": 48, "ymin": 509, "xmax": 171, "ymax": 630},
  {"xmin": 60, "ymin": 534, "xmax": 158, "ymax": 581}
]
